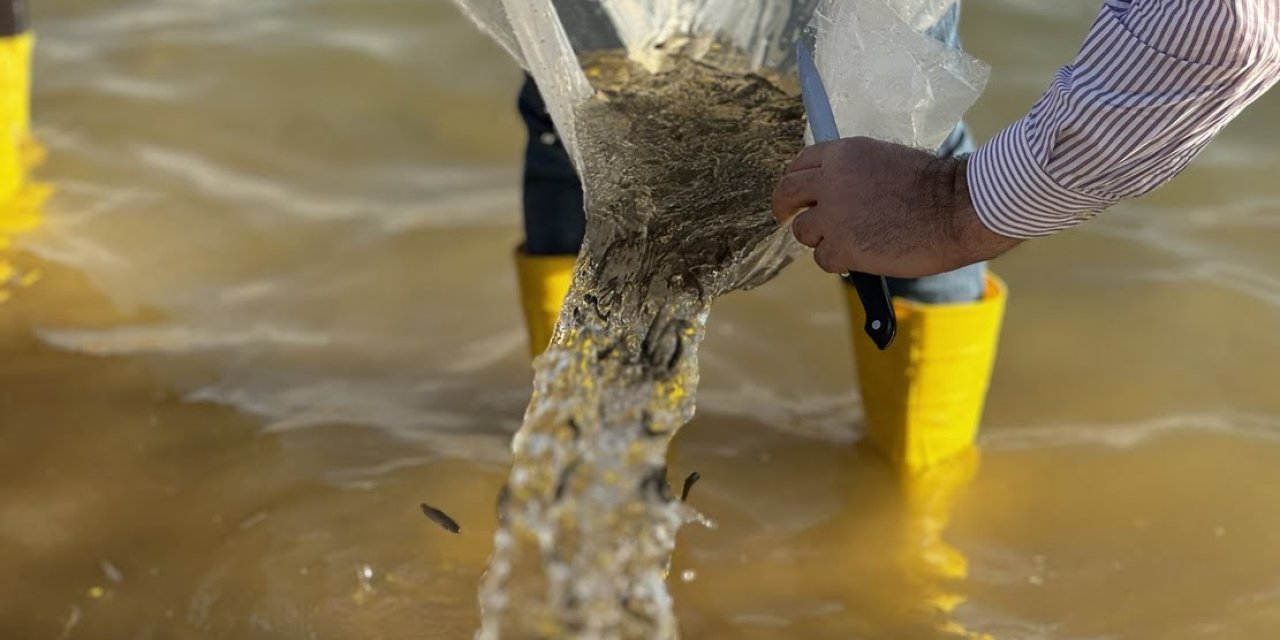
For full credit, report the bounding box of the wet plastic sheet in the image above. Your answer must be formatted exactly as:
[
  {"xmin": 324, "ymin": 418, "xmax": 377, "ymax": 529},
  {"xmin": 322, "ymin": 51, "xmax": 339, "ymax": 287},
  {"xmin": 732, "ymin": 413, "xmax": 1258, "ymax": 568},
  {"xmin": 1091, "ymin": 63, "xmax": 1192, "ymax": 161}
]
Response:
[
  {"xmin": 450, "ymin": 0, "xmax": 988, "ymax": 289},
  {"xmin": 450, "ymin": 0, "xmax": 989, "ymax": 167}
]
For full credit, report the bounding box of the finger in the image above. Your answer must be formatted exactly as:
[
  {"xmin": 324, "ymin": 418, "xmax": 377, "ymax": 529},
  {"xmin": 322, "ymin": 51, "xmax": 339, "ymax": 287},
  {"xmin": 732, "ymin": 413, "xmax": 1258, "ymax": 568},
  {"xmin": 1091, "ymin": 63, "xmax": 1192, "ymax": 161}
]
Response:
[
  {"xmin": 784, "ymin": 141, "xmax": 831, "ymax": 174},
  {"xmin": 790, "ymin": 208, "xmax": 824, "ymax": 248},
  {"xmin": 812, "ymin": 238, "xmax": 847, "ymax": 274},
  {"xmin": 771, "ymin": 168, "xmax": 822, "ymax": 223}
]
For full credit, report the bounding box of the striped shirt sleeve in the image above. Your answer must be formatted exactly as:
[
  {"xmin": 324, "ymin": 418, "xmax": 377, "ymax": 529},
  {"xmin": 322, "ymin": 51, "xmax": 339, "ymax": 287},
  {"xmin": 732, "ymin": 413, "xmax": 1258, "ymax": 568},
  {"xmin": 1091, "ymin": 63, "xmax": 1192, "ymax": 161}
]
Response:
[{"xmin": 968, "ymin": 0, "xmax": 1280, "ymax": 238}]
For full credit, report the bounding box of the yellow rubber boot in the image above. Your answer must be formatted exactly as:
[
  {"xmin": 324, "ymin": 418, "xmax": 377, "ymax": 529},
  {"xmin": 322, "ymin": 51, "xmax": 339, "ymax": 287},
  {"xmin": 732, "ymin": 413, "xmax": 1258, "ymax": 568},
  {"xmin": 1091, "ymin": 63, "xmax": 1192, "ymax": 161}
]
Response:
[
  {"xmin": 514, "ymin": 245, "xmax": 576, "ymax": 358},
  {"xmin": 847, "ymin": 273, "xmax": 1007, "ymax": 473},
  {"xmin": 0, "ymin": 31, "xmax": 34, "ymax": 207}
]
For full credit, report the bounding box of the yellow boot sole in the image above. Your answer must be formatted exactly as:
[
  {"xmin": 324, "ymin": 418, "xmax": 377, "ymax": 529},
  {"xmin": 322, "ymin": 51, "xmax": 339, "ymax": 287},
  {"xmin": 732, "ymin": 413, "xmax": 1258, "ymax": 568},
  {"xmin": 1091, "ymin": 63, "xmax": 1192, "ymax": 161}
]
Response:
[
  {"xmin": 847, "ymin": 273, "xmax": 1007, "ymax": 473},
  {"xmin": 514, "ymin": 245, "xmax": 576, "ymax": 358}
]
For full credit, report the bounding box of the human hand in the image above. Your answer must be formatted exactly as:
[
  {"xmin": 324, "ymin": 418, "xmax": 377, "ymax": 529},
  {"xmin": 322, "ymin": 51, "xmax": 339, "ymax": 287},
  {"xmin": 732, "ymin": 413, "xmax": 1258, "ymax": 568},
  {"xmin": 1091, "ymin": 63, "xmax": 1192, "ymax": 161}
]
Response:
[{"xmin": 771, "ymin": 136, "xmax": 1023, "ymax": 278}]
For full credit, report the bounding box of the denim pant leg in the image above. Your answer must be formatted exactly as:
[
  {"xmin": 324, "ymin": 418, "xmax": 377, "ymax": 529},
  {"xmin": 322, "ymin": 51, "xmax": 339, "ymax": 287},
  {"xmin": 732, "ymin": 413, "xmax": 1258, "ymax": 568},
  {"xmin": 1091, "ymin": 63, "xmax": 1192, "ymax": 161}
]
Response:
[
  {"xmin": 882, "ymin": 122, "xmax": 987, "ymax": 304},
  {"xmin": 518, "ymin": 73, "xmax": 586, "ymax": 257},
  {"xmin": 881, "ymin": 1, "xmax": 987, "ymax": 305}
]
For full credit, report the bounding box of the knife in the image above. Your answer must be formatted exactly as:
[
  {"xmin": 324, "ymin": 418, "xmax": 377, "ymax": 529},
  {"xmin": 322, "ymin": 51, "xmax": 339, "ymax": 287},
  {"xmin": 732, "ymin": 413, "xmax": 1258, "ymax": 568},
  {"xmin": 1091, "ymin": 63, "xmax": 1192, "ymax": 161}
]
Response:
[{"xmin": 795, "ymin": 41, "xmax": 896, "ymax": 350}]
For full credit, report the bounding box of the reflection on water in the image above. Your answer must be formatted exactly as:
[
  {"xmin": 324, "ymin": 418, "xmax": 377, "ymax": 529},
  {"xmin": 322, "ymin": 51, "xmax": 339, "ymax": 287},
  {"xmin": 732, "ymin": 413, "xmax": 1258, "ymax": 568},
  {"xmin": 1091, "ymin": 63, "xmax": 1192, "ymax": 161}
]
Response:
[{"xmin": 2, "ymin": 0, "xmax": 1280, "ymax": 638}]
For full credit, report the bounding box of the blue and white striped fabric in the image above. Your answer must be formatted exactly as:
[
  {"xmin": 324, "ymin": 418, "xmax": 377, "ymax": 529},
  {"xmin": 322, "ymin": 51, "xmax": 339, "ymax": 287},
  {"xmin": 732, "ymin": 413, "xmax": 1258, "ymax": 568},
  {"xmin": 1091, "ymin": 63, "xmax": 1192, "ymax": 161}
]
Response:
[{"xmin": 968, "ymin": 0, "xmax": 1280, "ymax": 238}]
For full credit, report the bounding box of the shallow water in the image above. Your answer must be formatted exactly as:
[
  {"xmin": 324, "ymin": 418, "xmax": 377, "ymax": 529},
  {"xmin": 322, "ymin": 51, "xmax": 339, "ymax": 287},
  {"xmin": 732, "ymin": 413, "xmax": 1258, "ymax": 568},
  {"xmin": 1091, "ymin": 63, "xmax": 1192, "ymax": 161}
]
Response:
[{"xmin": 4, "ymin": 1, "xmax": 1280, "ymax": 638}]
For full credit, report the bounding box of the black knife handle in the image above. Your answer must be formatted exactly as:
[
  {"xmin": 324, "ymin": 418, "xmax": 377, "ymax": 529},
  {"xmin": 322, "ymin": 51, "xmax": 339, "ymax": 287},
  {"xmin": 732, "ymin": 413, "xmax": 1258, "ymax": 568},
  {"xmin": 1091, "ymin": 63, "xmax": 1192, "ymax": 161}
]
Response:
[{"xmin": 844, "ymin": 271, "xmax": 896, "ymax": 350}]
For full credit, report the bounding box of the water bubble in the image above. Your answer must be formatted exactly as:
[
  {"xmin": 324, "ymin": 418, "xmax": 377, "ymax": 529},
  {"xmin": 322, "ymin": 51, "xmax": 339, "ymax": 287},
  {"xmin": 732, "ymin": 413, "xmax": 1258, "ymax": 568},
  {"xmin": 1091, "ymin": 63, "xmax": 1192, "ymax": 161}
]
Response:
[{"xmin": 357, "ymin": 564, "xmax": 375, "ymax": 593}]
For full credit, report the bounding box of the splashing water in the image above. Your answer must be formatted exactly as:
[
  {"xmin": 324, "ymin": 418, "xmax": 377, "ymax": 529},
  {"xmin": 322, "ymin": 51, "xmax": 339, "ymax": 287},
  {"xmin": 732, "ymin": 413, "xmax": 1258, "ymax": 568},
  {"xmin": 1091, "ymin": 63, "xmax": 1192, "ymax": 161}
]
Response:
[{"xmin": 476, "ymin": 51, "xmax": 805, "ymax": 639}]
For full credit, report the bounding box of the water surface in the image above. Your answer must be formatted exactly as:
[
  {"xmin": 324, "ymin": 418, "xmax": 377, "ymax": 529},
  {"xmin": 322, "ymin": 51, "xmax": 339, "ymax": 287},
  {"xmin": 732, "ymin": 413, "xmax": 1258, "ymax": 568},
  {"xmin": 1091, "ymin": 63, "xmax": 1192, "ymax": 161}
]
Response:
[{"xmin": 4, "ymin": 1, "xmax": 1280, "ymax": 638}]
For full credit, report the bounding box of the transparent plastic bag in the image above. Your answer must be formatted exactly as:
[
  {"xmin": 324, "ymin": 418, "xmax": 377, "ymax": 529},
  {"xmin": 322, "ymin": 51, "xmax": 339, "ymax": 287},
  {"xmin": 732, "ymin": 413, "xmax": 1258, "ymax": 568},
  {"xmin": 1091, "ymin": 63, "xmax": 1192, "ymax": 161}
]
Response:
[
  {"xmin": 450, "ymin": 0, "xmax": 988, "ymax": 287},
  {"xmin": 451, "ymin": 0, "xmax": 987, "ymax": 159}
]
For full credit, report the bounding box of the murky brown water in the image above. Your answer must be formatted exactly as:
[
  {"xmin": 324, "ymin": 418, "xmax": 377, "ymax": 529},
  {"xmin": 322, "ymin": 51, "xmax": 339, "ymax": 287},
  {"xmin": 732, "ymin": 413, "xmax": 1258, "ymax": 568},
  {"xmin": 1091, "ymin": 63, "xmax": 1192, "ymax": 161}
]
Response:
[{"xmin": 4, "ymin": 1, "xmax": 1280, "ymax": 638}]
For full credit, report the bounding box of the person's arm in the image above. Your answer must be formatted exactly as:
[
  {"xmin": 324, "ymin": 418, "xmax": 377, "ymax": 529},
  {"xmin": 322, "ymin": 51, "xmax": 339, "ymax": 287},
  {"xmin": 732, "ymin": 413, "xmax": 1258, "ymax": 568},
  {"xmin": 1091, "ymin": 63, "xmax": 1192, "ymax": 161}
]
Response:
[
  {"xmin": 771, "ymin": 0, "xmax": 1280, "ymax": 278},
  {"xmin": 969, "ymin": 0, "xmax": 1280, "ymax": 238}
]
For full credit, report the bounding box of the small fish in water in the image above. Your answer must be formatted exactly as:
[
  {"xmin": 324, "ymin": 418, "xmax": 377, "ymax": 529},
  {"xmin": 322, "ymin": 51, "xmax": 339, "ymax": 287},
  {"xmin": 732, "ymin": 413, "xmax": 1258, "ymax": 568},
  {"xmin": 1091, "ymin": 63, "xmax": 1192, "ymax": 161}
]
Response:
[
  {"xmin": 420, "ymin": 503, "xmax": 461, "ymax": 534},
  {"xmin": 639, "ymin": 465, "xmax": 674, "ymax": 501},
  {"xmin": 680, "ymin": 472, "xmax": 700, "ymax": 501},
  {"xmin": 555, "ymin": 459, "xmax": 582, "ymax": 502},
  {"xmin": 639, "ymin": 410, "xmax": 668, "ymax": 438},
  {"xmin": 495, "ymin": 483, "xmax": 511, "ymax": 523}
]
